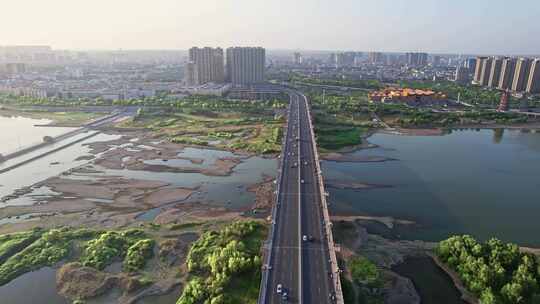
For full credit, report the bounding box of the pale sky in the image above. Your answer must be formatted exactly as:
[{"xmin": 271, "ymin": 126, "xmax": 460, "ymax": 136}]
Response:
[{"xmin": 1, "ymin": 0, "xmax": 539, "ymax": 54}]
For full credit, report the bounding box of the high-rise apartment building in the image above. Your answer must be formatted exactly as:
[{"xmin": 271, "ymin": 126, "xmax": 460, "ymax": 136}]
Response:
[
  {"xmin": 406, "ymin": 52, "xmax": 428, "ymax": 66},
  {"xmin": 512, "ymin": 58, "xmax": 532, "ymax": 92},
  {"xmin": 479, "ymin": 57, "xmax": 492, "ymax": 86},
  {"xmin": 336, "ymin": 52, "xmax": 358, "ymax": 67},
  {"xmin": 432, "ymin": 55, "xmax": 441, "ymax": 67},
  {"xmin": 526, "ymin": 58, "xmax": 540, "ymax": 94},
  {"xmin": 488, "ymin": 57, "xmax": 503, "ymax": 88},
  {"xmin": 498, "ymin": 57, "xmax": 517, "ymax": 90},
  {"xmin": 368, "ymin": 52, "xmax": 385, "ymax": 64},
  {"xmin": 186, "ymin": 47, "xmax": 225, "ymax": 85},
  {"xmin": 293, "ymin": 52, "xmax": 303, "ymax": 65},
  {"xmin": 454, "ymin": 66, "xmax": 470, "ymax": 84},
  {"xmin": 465, "ymin": 58, "xmax": 477, "ymax": 71},
  {"xmin": 226, "ymin": 47, "xmax": 265, "ymax": 85},
  {"xmin": 184, "ymin": 62, "xmax": 198, "ymax": 86},
  {"xmin": 474, "ymin": 57, "xmax": 488, "ymax": 83}
]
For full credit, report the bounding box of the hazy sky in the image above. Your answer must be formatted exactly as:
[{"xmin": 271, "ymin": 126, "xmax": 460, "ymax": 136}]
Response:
[{"xmin": 1, "ymin": 0, "xmax": 539, "ymax": 54}]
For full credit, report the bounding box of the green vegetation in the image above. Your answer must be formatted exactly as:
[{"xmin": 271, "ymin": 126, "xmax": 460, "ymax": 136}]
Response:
[
  {"xmin": 119, "ymin": 96, "xmax": 286, "ymax": 154},
  {"xmin": 316, "ymin": 126, "xmax": 364, "ymax": 151},
  {"xmin": 177, "ymin": 221, "xmax": 266, "ymax": 304},
  {"xmin": 1, "ymin": 93, "xmax": 287, "ymax": 110},
  {"xmin": 169, "ymin": 136, "xmax": 209, "ymax": 146},
  {"xmin": 339, "ymin": 255, "xmax": 384, "ymax": 304},
  {"xmin": 230, "ymin": 124, "xmax": 283, "ymax": 154},
  {"xmin": 0, "ymin": 106, "xmax": 104, "ymax": 126},
  {"xmin": 340, "ymin": 276, "xmax": 356, "ymax": 304},
  {"xmin": 398, "ymin": 81, "xmax": 504, "ymax": 106},
  {"xmin": 169, "ymin": 222, "xmax": 205, "ymax": 231},
  {"xmin": 349, "ymin": 256, "xmax": 381, "ymax": 288},
  {"xmin": 0, "ymin": 230, "xmax": 43, "ymax": 264},
  {"xmin": 371, "ymin": 105, "xmax": 529, "ymax": 128},
  {"xmin": 291, "ymin": 75, "xmax": 383, "ymax": 90},
  {"xmin": 436, "ymin": 235, "xmax": 540, "ymax": 304},
  {"xmin": 0, "ymin": 227, "xmax": 97, "ymax": 286},
  {"xmin": 0, "ymin": 227, "xmax": 160, "ymax": 286},
  {"xmin": 308, "ymin": 92, "xmax": 373, "ymax": 151},
  {"xmin": 81, "ymin": 229, "xmax": 149, "ymax": 270},
  {"xmin": 124, "ymin": 239, "xmax": 155, "ymax": 272}
]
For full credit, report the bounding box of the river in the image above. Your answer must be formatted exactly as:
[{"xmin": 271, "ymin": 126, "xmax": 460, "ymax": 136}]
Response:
[
  {"xmin": 0, "ymin": 115, "xmax": 76, "ymax": 155},
  {"xmin": 324, "ymin": 128, "xmax": 540, "ymax": 246}
]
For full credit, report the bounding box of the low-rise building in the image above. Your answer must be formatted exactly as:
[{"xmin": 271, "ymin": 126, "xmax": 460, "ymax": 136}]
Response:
[
  {"xmin": 182, "ymin": 83, "xmax": 231, "ymax": 96},
  {"xmin": 369, "ymin": 87, "xmax": 448, "ymax": 106}
]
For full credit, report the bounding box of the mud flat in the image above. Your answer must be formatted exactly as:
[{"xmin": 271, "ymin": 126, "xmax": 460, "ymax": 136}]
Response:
[
  {"xmin": 325, "ymin": 179, "xmax": 392, "ymax": 191},
  {"xmin": 331, "ymin": 215, "xmax": 415, "ymax": 230},
  {"xmin": 246, "ymin": 175, "xmax": 275, "ymax": 213},
  {"xmin": 0, "ymin": 176, "xmax": 198, "ymax": 232},
  {"xmin": 153, "ymin": 202, "xmax": 243, "ymax": 225},
  {"xmin": 89, "ymin": 136, "xmax": 244, "ymax": 176},
  {"xmin": 386, "ymin": 128, "xmax": 446, "ymax": 136},
  {"xmin": 322, "ymin": 153, "xmax": 396, "ymax": 163}
]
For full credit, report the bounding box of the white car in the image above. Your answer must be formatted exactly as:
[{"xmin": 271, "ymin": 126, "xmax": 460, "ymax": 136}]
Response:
[
  {"xmin": 300, "ymin": 179, "xmax": 305, "ymax": 184},
  {"xmin": 276, "ymin": 284, "xmax": 283, "ymax": 294},
  {"xmin": 302, "ymin": 235, "xmax": 308, "ymax": 242}
]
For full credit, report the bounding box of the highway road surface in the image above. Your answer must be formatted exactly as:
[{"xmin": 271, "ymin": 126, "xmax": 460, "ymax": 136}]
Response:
[{"xmin": 262, "ymin": 90, "xmax": 335, "ymax": 304}]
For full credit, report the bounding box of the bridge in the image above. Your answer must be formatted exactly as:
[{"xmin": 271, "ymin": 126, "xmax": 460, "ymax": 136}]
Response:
[{"xmin": 258, "ymin": 89, "xmax": 344, "ymax": 304}]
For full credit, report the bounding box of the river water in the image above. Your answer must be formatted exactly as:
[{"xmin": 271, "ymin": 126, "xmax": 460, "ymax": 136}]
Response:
[
  {"xmin": 324, "ymin": 129, "xmax": 540, "ymax": 246},
  {"xmin": 0, "ymin": 116, "xmax": 76, "ymax": 155}
]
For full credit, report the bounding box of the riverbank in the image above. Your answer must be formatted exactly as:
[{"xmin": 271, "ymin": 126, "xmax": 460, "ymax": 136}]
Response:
[{"xmin": 0, "ymin": 106, "xmax": 105, "ymax": 127}]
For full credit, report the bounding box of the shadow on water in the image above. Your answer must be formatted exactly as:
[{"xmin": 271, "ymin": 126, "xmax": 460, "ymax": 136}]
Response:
[
  {"xmin": 0, "ymin": 267, "xmax": 68, "ymax": 304},
  {"xmin": 392, "ymin": 257, "xmax": 467, "ymax": 304},
  {"xmin": 324, "ymin": 154, "xmax": 467, "ymax": 242}
]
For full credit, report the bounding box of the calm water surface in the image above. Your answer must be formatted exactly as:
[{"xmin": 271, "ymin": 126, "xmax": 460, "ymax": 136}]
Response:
[
  {"xmin": 0, "ymin": 116, "xmax": 76, "ymax": 155},
  {"xmin": 324, "ymin": 129, "xmax": 540, "ymax": 246}
]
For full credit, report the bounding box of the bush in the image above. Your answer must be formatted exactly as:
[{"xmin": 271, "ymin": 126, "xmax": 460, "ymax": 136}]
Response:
[
  {"xmin": 436, "ymin": 235, "xmax": 540, "ymax": 303},
  {"xmin": 177, "ymin": 221, "xmax": 266, "ymax": 304},
  {"xmin": 81, "ymin": 229, "xmax": 147, "ymax": 270},
  {"xmin": 349, "ymin": 256, "xmax": 381, "ymax": 287},
  {"xmin": 124, "ymin": 239, "xmax": 155, "ymax": 272}
]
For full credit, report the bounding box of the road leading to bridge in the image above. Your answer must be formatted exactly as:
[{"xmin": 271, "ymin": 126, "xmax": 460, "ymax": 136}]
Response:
[{"xmin": 260, "ymin": 90, "xmax": 343, "ymax": 304}]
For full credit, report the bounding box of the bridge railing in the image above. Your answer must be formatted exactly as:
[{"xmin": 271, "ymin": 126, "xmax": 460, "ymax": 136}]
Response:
[{"xmin": 302, "ymin": 93, "xmax": 345, "ymax": 304}]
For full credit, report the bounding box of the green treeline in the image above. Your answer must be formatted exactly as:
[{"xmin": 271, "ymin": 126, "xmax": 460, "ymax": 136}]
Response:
[
  {"xmin": 436, "ymin": 235, "xmax": 540, "ymax": 304},
  {"xmin": 398, "ymin": 81, "xmax": 503, "ymax": 106},
  {"xmin": 291, "ymin": 75, "xmax": 383, "ymax": 90},
  {"xmin": 0, "ymin": 94, "xmax": 287, "ymax": 113},
  {"xmin": 177, "ymin": 221, "xmax": 266, "ymax": 304}
]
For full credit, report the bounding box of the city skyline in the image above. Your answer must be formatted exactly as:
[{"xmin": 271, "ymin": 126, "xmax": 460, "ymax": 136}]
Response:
[{"xmin": 1, "ymin": 0, "xmax": 539, "ymax": 55}]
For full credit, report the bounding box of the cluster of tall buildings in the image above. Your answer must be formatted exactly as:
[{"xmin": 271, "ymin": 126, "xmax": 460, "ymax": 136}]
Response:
[
  {"xmin": 327, "ymin": 52, "xmax": 362, "ymax": 67},
  {"xmin": 473, "ymin": 56, "xmax": 540, "ymax": 94},
  {"xmin": 185, "ymin": 46, "xmax": 265, "ymax": 86},
  {"xmin": 367, "ymin": 52, "xmax": 430, "ymax": 67},
  {"xmin": 406, "ymin": 52, "xmax": 429, "ymax": 66}
]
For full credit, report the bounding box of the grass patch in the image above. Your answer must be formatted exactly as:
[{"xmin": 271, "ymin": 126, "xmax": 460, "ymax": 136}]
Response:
[
  {"xmin": 316, "ymin": 126, "xmax": 363, "ymax": 151},
  {"xmin": 169, "ymin": 222, "xmax": 205, "ymax": 231}
]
